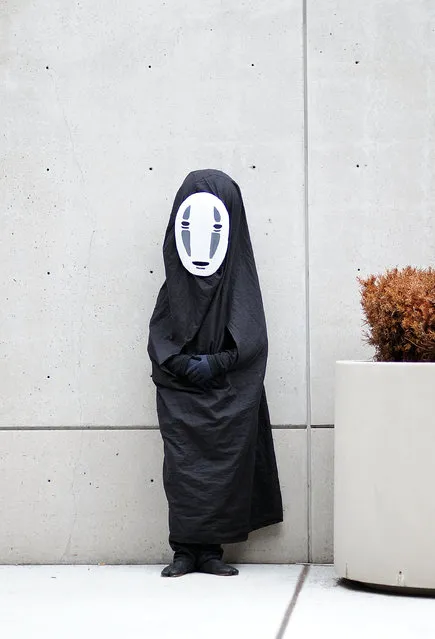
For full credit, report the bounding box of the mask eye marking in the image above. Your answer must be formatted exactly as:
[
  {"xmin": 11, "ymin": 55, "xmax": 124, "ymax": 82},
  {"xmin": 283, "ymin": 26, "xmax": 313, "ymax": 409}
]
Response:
[
  {"xmin": 182, "ymin": 230, "xmax": 191, "ymax": 256},
  {"xmin": 213, "ymin": 207, "xmax": 221, "ymax": 222},
  {"xmin": 183, "ymin": 206, "xmax": 191, "ymax": 220},
  {"xmin": 209, "ymin": 232, "xmax": 220, "ymax": 259}
]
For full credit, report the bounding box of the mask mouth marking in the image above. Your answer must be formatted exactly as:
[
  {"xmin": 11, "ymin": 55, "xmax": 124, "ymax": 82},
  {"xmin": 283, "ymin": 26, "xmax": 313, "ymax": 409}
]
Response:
[{"xmin": 193, "ymin": 261, "xmax": 209, "ymax": 268}]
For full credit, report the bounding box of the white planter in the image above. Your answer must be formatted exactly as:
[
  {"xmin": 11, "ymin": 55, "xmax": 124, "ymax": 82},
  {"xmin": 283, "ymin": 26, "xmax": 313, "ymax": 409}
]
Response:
[{"xmin": 334, "ymin": 361, "xmax": 435, "ymax": 590}]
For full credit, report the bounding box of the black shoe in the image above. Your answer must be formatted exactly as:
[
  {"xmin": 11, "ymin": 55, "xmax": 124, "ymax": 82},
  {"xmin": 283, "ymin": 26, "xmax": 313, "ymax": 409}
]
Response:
[
  {"xmin": 197, "ymin": 558, "xmax": 239, "ymax": 576},
  {"xmin": 161, "ymin": 556, "xmax": 195, "ymax": 578}
]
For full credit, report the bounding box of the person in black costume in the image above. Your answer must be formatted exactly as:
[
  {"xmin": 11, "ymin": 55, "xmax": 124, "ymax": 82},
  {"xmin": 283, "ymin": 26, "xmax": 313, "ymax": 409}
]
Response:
[{"xmin": 148, "ymin": 169, "xmax": 283, "ymax": 577}]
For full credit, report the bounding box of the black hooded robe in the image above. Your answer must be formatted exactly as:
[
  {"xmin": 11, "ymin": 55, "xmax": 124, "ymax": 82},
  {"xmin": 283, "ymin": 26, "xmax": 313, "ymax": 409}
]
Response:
[{"xmin": 148, "ymin": 169, "xmax": 283, "ymax": 545}]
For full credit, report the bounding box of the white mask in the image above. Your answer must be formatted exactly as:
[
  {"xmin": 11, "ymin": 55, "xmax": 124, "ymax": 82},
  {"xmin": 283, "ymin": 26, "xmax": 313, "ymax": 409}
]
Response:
[{"xmin": 175, "ymin": 192, "xmax": 230, "ymax": 277}]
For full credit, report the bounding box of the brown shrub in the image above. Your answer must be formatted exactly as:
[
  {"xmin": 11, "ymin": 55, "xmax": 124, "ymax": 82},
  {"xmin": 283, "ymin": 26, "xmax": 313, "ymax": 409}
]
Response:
[{"xmin": 359, "ymin": 267, "xmax": 435, "ymax": 362}]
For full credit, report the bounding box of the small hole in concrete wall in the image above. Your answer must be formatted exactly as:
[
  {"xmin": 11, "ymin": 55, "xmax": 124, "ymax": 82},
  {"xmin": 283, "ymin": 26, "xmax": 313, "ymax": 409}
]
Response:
[
  {"xmin": 251, "ymin": 63, "xmax": 255, "ymax": 67},
  {"xmin": 46, "ymin": 66, "xmax": 49, "ymax": 70},
  {"xmin": 48, "ymin": 479, "xmax": 51, "ymax": 482},
  {"xmin": 47, "ymin": 271, "xmax": 51, "ymax": 275},
  {"xmin": 150, "ymin": 270, "xmax": 153, "ymax": 274},
  {"xmin": 150, "ymin": 479, "xmax": 154, "ymax": 483},
  {"xmin": 47, "ymin": 375, "xmax": 50, "ymax": 379},
  {"xmin": 356, "ymin": 164, "xmax": 360, "ymax": 168},
  {"xmin": 250, "ymin": 165, "xmax": 256, "ymax": 169},
  {"xmin": 46, "ymin": 168, "xmax": 50, "ymax": 171},
  {"xmin": 355, "ymin": 61, "xmax": 360, "ymax": 64},
  {"xmin": 149, "ymin": 167, "xmax": 153, "ymax": 171},
  {"xmin": 357, "ymin": 268, "xmax": 361, "ymax": 272},
  {"xmin": 148, "ymin": 65, "xmax": 152, "ymax": 69},
  {"xmin": 116, "ymin": 453, "xmax": 119, "ymax": 456}
]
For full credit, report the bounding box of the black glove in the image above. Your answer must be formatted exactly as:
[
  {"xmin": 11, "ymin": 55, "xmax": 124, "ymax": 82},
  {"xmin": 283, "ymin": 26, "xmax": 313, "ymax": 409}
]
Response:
[
  {"xmin": 164, "ymin": 354, "xmax": 191, "ymax": 378},
  {"xmin": 186, "ymin": 355, "xmax": 213, "ymax": 388}
]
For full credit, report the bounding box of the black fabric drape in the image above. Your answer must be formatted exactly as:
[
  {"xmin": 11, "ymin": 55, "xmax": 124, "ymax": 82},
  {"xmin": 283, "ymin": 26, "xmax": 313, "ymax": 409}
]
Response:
[{"xmin": 148, "ymin": 169, "xmax": 283, "ymax": 544}]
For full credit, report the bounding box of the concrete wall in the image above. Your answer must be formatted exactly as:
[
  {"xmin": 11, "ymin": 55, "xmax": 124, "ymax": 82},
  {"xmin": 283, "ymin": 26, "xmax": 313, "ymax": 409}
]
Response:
[{"xmin": 1, "ymin": 0, "xmax": 434, "ymax": 564}]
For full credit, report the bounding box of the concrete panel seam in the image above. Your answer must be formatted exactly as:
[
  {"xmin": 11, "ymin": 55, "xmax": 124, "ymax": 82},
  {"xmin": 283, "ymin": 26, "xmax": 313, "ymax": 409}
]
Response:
[
  {"xmin": 311, "ymin": 424, "xmax": 334, "ymax": 429},
  {"xmin": 0, "ymin": 425, "xmax": 159, "ymax": 433},
  {"xmin": 272, "ymin": 424, "xmax": 307, "ymax": 429},
  {"xmin": 0, "ymin": 426, "xmax": 161, "ymax": 431},
  {"xmin": 0, "ymin": 424, "xmax": 313, "ymax": 431},
  {"xmin": 302, "ymin": 0, "xmax": 313, "ymax": 564}
]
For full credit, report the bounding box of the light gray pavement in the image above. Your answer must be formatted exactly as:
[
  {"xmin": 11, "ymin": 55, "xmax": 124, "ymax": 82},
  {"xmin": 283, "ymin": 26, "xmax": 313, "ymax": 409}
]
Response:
[
  {"xmin": 1, "ymin": 564, "xmax": 434, "ymax": 639},
  {"xmin": 285, "ymin": 566, "xmax": 435, "ymax": 639}
]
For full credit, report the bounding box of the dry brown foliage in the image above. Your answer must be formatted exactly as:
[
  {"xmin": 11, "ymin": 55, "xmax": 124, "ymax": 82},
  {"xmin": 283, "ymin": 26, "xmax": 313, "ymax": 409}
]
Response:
[{"xmin": 359, "ymin": 267, "xmax": 435, "ymax": 362}]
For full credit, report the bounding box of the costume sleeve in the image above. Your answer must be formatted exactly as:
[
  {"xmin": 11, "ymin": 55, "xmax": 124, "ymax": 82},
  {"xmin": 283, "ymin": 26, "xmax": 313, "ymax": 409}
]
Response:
[
  {"xmin": 207, "ymin": 348, "xmax": 238, "ymax": 376},
  {"xmin": 163, "ymin": 354, "xmax": 191, "ymax": 377}
]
